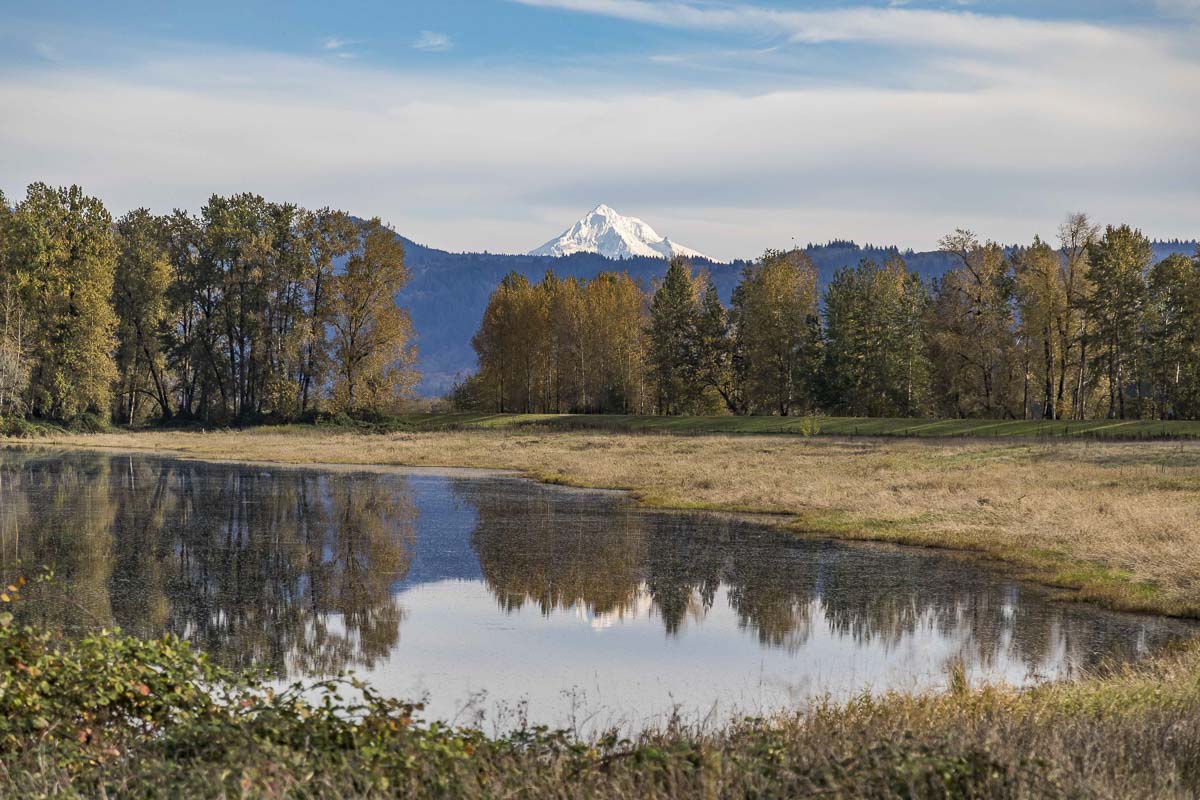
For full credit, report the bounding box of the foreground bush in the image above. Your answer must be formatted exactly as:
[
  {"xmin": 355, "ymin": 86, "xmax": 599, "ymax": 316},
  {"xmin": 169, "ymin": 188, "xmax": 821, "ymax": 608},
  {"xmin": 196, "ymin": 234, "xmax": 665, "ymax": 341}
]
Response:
[{"xmin": 2, "ymin": 580, "xmax": 1200, "ymax": 798}]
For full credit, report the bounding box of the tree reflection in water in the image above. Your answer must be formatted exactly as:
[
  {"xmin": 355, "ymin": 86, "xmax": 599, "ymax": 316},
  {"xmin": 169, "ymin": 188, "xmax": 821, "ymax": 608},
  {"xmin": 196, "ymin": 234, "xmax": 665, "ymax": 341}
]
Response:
[
  {"xmin": 0, "ymin": 450, "xmax": 1190, "ymax": 692},
  {"xmin": 0, "ymin": 450, "xmax": 414, "ymax": 677},
  {"xmin": 459, "ymin": 478, "xmax": 1183, "ymax": 676}
]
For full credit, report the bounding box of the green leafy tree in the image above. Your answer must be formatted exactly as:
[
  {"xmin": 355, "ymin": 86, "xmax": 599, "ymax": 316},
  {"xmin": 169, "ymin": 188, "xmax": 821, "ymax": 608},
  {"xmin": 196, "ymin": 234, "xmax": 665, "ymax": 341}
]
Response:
[
  {"xmin": 823, "ymin": 256, "xmax": 931, "ymax": 417},
  {"xmin": 114, "ymin": 209, "xmax": 173, "ymax": 422},
  {"xmin": 1144, "ymin": 252, "xmax": 1200, "ymax": 419},
  {"xmin": 0, "ymin": 191, "xmax": 31, "ymax": 416},
  {"xmin": 730, "ymin": 249, "xmax": 821, "ymax": 416},
  {"xmin": 1087, "ymin": 225, "xmax": 1151, "ymax": 419},
  {"xmin": 15, "ymin": 184, "xmax": 119, "ymax": 420}
]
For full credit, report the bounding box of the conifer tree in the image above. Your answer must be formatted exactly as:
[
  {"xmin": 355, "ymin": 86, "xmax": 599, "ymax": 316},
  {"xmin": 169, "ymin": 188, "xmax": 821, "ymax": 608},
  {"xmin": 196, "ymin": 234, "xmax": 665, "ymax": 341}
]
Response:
[
  {"xmin": 729, "ymin": 249, "xmax": 821, "ymax": 416},
  {"xmin": 648, "ymin": 257, "xmax": 701, "ymax": 415}
]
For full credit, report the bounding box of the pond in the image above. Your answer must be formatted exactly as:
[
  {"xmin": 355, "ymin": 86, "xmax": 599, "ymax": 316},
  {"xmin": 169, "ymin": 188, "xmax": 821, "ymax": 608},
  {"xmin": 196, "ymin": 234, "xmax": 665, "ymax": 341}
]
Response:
[{"xmin": 0, "ymin": 448, "xmax": 1193, "ymax": 731}]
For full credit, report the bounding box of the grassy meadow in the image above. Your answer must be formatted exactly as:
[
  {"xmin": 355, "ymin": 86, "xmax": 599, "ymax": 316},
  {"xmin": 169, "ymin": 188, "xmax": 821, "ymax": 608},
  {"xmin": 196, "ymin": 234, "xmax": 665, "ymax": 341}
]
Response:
[
  {"xmin": 6, "ymin": 417, "xmax": 1200, "ymax": 797},
  {"xmin": 17, "ymin": 419, "xmax": 1200, "ymax": 617},
  {"xmin": 263, "ymin": 411, "xmax": 1200, "ymax": 440}
]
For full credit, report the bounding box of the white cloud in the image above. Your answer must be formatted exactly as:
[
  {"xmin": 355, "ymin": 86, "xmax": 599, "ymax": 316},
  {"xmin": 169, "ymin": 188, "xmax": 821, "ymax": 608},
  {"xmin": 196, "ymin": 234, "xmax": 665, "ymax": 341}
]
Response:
[
  {"xmin": 413, "ymin": 31, "xmax": 452, "ymax": 52},
  {"xmin": 0, "ymin": 5, "xmax": 1196, "ymax": 258},
  {"xmin": 512, "ymin": 0, "xmax": 1142, "ymax": 55},
  {"xmin": 321, "ymin": 37, "xmax": 359, "ymax": 51}
]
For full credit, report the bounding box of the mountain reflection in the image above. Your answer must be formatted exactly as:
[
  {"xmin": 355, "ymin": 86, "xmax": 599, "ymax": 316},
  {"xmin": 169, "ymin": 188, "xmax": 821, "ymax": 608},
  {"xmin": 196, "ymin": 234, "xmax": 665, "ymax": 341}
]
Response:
[{"xmin": 0, "ymin": 450, "xmax": 1189, "ymax": 686}]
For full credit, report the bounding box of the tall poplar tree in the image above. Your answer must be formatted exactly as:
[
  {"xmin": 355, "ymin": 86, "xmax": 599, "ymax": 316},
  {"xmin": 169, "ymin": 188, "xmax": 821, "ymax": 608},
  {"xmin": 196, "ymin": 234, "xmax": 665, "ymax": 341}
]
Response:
[
  {"xmin": 0, "ymin": 190, "xmax": 30, "ymax": 416},
  {"xmin": 928, "ymin": 231, "xmax": 1018, "ymax": 418},
  {"xmin": 1087, "ymin": 225, "xmax": 1151, "ymax": 419},
  {"xmin": 114, "ymin": 209, "xmax": 172, "ymax": 421},
  {"xmin": 329, "ymin": 219, "xmax": 417, "ymax": 414},
  {"xmin": 16, "ymin": 184, "xmax": 119, "ymax": 420},
  {"xmin": 1012, "ymin": 237, "xmax": 1067, "ymax": 419}
]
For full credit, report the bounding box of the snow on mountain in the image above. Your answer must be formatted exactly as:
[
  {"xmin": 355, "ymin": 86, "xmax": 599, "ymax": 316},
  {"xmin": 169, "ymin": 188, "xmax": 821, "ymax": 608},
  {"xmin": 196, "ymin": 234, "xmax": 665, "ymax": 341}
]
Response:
[{"xmin": 529, "ymin": 204, "xmax": 713, "ymax": 261}]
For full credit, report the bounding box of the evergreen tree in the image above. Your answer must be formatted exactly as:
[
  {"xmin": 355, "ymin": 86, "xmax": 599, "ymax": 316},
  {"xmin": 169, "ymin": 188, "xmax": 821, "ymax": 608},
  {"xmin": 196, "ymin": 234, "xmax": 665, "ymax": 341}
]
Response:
[
  {"xmin": 695, "ymin": 275, "xmax": 739, "ymax": 414},
  {"xmin": 822, "ymin": 257, "xmax": 931, "ymax": 417},
  {"xmin": 730, "ymin": 249, "xmax": 821, "ymax": 416},
  {"xmin": 648, "ymin": 257, "xmax": 701, "ymax": 415}
]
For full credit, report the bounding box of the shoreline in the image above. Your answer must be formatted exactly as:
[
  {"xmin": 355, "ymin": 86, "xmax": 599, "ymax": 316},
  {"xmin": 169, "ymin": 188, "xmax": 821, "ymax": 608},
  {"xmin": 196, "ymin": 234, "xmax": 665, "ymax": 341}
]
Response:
[{"xmin": 6, "ymin": 427, "xmax": 1199, "ymax": 621}]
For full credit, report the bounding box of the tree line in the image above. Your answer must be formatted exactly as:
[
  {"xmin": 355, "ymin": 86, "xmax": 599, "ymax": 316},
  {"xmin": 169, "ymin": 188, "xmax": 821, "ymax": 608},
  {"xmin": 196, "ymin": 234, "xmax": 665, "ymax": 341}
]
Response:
[
  {"xmin": 0, "ymin": 183, "xmax": 418, "ymax": 424},
  {"xmin": 460, "ymin": 214, "xmax": 1200, "ymax": 420}
]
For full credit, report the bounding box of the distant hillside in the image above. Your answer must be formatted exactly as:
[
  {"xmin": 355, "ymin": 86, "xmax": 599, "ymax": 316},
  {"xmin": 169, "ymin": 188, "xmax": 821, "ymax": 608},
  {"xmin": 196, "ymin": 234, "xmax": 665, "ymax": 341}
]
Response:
[{"xmin": 398, "ymin": 237, "xmax": 1199, "ymax": 397}]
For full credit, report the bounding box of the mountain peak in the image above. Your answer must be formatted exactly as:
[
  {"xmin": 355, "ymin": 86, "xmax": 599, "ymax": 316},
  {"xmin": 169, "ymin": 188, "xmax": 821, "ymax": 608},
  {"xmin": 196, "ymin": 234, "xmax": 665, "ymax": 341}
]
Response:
[{"xmin": 530, "ymin": 205, "xmax": 712, "ymax": 261}]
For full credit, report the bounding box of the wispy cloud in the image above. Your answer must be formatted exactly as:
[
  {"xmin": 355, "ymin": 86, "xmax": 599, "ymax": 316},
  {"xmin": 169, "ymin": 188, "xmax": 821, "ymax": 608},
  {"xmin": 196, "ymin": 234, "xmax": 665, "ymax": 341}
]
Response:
[
  {"xmin": 0, "ymin": 2, "xmax": 1196, "ymax": 257},
  {"xmin": 413, "ymin": 31, "xmax": 452, "ymax": 52},
  {"xmin": 1155, "ymin": 0, "xmax": 1200, "ymax": 17},
  {"xmin": 321, "ymin": 36, "xmax": 360, "ymax": 51},
  {"xmin": 510, "ymin": 0, "xmax": 1128, "ymax": 54}
]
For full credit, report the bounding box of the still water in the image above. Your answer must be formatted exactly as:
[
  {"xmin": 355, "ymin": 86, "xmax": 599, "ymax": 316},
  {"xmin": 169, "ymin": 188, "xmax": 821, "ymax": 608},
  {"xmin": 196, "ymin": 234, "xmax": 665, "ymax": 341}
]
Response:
[{"xmin": 0, "ymin": 448, "xmax": 1193, "ymax": 730}]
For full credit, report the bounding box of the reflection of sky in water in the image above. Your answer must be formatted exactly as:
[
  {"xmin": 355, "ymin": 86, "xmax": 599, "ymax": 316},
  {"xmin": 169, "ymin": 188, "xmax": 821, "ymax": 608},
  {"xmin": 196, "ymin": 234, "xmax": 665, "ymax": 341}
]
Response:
[{"xmin": 0, "ymin": 451, "xmax": 1195, "ymax": 732}]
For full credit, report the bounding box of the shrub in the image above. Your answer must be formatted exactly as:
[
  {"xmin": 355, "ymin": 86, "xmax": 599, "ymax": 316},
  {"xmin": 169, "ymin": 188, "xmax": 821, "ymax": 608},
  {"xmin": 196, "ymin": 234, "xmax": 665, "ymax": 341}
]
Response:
[{"xmin": 67, "ymin": 411, "xmax": 111, "ymax": 433}]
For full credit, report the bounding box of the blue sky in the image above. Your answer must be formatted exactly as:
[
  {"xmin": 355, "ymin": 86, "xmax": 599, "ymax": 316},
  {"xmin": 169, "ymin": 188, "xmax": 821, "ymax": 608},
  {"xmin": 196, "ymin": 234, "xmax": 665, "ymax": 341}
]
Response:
[{"xmin": 1, "ymin": 0, "xmax": 1197, "ymax": 258}]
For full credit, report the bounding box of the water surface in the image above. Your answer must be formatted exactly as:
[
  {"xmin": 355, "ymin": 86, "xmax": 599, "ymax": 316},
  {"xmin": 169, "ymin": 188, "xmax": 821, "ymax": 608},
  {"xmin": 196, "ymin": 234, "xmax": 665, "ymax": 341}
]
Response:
[{"xmin": 0, "ymin": 448, "xmax": 1192, "ymax": 730}]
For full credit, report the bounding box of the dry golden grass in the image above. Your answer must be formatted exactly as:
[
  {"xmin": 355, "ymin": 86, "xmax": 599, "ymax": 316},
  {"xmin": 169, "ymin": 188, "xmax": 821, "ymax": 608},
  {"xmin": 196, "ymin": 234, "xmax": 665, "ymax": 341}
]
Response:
[{"xmin": 13, "ymin": 427, "xmax": 1200, "ymax": 616}]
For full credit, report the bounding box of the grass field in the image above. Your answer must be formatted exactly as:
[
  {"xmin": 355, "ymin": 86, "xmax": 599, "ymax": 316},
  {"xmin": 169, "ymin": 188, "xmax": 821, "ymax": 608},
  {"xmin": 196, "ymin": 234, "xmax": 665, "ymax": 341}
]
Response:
[
  {"xmin": 6, "ymin": 421, "xmax": 1200, "ymax": 796},
  {"xmin": 303, "ymin": 411, "xmax": 1200, "ymax": 440},
  {"xmin": 14, "ymin": 422, "xmax": 1200, "ymax": 619}
]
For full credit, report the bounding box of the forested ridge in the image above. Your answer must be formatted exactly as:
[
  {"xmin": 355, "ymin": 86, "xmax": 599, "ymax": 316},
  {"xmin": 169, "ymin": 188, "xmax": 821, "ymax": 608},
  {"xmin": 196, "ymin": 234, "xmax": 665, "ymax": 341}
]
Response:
[
  {"xmin": 461, "ymin": 215, "xmax": 1200, "ymax": 421},
  {"xmin": 0, "ymin": 183, "xmax": 417, "ymax": 426}
]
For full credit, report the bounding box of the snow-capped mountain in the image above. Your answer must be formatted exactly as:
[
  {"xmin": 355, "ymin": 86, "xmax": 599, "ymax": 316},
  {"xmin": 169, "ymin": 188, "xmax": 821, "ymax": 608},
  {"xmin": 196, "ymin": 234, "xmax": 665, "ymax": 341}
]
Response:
[{"xmin": 529, "ymin": 204, "xmax": 711, "ymax": 261}]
